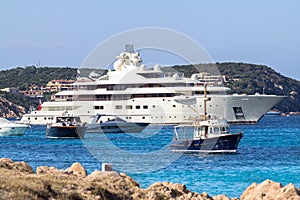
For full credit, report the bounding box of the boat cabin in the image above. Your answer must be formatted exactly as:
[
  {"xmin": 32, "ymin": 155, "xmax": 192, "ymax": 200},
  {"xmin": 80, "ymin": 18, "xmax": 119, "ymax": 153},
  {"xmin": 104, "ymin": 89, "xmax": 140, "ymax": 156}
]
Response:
[
  {"xmin": 174, "ymin": 118, "xmax": 230, "ymax": 141},
  {"xmin": 53, "ymin": 116, "xmax": 81, "ymax": 127}
]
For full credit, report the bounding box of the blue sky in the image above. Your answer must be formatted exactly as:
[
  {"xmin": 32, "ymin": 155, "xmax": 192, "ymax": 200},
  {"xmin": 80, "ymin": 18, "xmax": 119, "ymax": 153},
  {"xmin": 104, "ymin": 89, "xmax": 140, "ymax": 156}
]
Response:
[{"xmin": 0, "ymin": 0, "xmax": 299, "ymax": 80}]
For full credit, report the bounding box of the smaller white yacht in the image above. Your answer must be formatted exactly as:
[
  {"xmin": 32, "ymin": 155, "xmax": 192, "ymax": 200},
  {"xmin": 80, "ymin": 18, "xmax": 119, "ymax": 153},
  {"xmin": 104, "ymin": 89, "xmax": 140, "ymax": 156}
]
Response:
[
  {"xmin": 0, "ymin": 118, "xmax": 30, "ymax": 136},
  {"xmin": 86, "ymin": 114, "xmax": 149, "ymax": 133}
]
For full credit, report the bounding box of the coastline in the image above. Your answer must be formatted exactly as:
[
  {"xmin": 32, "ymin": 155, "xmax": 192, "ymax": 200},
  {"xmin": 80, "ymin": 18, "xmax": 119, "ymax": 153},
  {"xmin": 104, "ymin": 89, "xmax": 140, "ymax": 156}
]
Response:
[{"xmin": 1, "ymin": 158, "xmax": 299, "ymax": 200}]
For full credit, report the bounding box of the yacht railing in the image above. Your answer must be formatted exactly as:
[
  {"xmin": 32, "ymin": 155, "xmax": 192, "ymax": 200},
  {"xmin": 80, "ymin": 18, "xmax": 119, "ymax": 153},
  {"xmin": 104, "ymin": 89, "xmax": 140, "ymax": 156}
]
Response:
[{"xmin": 164, "ymin": 72, "xmax": 184, "ymax": 79}]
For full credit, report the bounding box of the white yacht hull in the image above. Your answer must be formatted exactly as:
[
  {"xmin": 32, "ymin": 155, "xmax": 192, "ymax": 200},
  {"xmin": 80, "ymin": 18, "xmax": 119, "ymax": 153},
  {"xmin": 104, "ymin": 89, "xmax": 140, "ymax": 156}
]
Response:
[{"xmin": 21, "ymin": 94, "xmax": 284, "ymax": 125}]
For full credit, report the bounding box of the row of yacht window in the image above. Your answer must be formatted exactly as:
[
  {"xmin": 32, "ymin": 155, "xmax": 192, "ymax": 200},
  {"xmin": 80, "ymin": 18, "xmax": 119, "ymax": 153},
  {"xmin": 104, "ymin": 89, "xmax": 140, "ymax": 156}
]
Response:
[
  {"xmin": 55, "ymin": 91, "xmax": 224, "ymax": 102},
  {"xmin": 74, "ymin": 82, "xmax": 207, "ymax": 91}
]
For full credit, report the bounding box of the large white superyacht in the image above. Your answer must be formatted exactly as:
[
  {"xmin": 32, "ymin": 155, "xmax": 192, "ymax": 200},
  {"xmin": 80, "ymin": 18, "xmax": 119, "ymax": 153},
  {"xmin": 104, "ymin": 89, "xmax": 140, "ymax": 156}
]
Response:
[{"xmin": 21, "ymin": 48, "xmax": 284, "ymax": 125}]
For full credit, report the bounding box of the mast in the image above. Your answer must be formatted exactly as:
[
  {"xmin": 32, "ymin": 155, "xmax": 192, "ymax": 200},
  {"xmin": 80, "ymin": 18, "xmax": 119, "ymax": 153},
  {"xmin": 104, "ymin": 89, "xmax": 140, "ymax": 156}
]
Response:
[{"xmin": 203, "ymin": 84, "xmax": 207, "ymax": 120}]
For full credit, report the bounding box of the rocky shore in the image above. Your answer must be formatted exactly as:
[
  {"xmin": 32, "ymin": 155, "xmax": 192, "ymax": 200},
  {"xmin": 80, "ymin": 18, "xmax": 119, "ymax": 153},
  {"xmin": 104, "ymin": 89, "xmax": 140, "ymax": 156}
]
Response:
[
  {"xmin": 0, "ymin": 97, "xmax": 26, "ymax": 118},
  {"xmin": 0, "ymin": 158, "xmax": 299, "ymax": 200}
]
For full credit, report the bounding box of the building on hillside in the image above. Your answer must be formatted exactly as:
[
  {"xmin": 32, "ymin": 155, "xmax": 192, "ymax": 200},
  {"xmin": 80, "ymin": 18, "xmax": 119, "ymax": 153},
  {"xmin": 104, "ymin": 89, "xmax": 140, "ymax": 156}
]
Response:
[
  {"xmin": 0, "ymin": 87, "xmax": 19, "ymax": 94},
  {"xmin": 18, "ymin": 85, "xmax": 43, "ymax": 98},
  {"xmin": 45, "ymin": 79, "xmax": 74, "ymax": 92},
  {"xmin": 195, "ymin": 72, "xmax": 227, "ymax": 86}
]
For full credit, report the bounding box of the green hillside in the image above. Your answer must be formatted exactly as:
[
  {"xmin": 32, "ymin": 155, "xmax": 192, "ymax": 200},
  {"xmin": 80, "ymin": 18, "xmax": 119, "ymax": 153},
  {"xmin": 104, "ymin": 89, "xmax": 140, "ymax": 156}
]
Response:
[
  {"xmin": 0, "ymin": 66, "xmax": 77, "ymax": 111},
  {"xmin": 0, "ymin": 66, "xmax": 77, "ymax": 89}
]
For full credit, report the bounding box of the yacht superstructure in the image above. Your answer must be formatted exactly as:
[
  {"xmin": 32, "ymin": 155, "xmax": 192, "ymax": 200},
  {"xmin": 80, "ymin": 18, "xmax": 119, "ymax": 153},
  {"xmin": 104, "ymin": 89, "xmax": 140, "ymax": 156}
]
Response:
[{"xmin": 21, "ymin": 47, "xmax": 284, "ymax": 125}]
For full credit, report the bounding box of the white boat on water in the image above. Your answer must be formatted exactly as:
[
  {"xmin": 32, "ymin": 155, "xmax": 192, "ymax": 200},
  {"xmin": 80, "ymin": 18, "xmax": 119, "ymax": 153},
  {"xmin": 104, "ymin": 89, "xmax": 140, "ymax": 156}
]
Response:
[
  {"xmin": 86, "ymin": 114, "xmax": 149, "ymax": 133},
  {"xmin": 21, "ymin": 46, "xmax": 285, "ymax": 125},
  {"xmin": 0, "ymin": 118, "xmax": 30, "ymax": 136}
]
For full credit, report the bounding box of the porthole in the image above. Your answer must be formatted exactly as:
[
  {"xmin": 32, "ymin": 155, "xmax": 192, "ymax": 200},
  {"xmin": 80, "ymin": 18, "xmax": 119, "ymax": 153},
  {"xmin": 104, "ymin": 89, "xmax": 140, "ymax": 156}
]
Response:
[
  {"xmin": 115, "ymin": 105, "xmax": 122, "ymax": 109},
  {"xmin": 126, "ymin": 105, "xmax": 132, "ymax": 109}
]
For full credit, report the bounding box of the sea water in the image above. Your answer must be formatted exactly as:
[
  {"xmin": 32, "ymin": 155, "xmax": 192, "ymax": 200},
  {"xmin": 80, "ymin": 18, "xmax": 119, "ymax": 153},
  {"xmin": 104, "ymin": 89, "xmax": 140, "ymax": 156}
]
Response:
[{"xmin": 0, "ymin": 115, "xmax": 299, "ymax": 197}]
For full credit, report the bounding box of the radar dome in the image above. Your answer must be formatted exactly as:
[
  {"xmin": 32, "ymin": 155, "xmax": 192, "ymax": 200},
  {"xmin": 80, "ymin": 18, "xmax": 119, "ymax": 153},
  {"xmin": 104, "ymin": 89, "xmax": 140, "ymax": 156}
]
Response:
[
  {"xmin": 173, "ymin": 73, "xmax": 179, "ymax": 79},
  {"xmin": 113, "ymin": 60, "xmax": 123, "ymax": 71},
  {"xmin": 191, "ymin": 74, "xmax": 199, "ymax": 81},
  {"xmin": 154, "ymin": 64, "xmax": 161, "ymax": 71}
]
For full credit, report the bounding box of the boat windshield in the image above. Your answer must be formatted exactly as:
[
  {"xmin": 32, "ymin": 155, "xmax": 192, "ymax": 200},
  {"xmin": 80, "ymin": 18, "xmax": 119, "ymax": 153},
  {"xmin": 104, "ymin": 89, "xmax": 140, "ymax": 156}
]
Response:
[
  {"xmin": 174, "ymin": 126, "xmax": 194, "ymax": 140},
  {"xmin": 0, "ymin": 118, "xmax": 10, "ymax": 123}
]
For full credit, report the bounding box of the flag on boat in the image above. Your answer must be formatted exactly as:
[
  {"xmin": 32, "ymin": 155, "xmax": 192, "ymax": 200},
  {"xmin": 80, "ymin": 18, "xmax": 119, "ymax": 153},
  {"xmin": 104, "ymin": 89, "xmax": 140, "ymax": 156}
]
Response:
[{"xmin": 37, "ymin": 99, "xmax": 42, "ymax": 111}]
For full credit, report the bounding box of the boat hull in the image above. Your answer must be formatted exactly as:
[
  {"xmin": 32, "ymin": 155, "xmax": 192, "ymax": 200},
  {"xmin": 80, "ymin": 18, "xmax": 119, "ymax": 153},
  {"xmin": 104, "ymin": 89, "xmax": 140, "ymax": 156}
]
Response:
[
  {"xmin": 87, "ymin": 122, "xmax": 149, "ymax": 133},
  {"xmin": 171, "ymin": 132, "xmax": 243, "ymax": 153},
  {"xmin": 0, "ymin": 126, "xmax": 29, "ymax": 136},
  {"xmin": 46, "ymin": 125, "xmax": 85, "ymax": 139},
  {"xmin": 21, "ymin": 95, "xmax": 285, "ymax": 125}
]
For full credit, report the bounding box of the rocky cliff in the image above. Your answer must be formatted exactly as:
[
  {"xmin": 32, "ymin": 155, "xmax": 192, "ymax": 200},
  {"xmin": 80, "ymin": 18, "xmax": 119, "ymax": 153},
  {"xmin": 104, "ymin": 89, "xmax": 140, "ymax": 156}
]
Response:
[
  {"xmin": 0, "ymin": 96, "xmax": 26, "ymax": 118},
  {"xmin": 0, "ymin": 158, "xmax": 299, "ymax": 200}
]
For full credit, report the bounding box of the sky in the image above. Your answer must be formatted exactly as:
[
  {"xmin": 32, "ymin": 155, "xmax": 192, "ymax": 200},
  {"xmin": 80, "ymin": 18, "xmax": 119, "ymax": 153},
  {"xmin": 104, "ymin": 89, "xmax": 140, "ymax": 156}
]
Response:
[{"xmin": 0, "ymin": 0, "xmax": 299, "ymax": 80}]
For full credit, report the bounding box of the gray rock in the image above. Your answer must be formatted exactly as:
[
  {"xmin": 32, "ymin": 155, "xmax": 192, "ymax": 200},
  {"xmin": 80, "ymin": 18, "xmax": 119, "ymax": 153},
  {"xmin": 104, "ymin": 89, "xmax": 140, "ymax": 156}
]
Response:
[
  {"xmin": 64, "ymin": 162, "xmax": 87, "ymax": 177},
  {"xmin": 241, "ymin": 179, "xmax": 300, "ymax": 200},
  {"xmin": 0, "ymin": 158, "xmax": 33, "ymax": 173}
]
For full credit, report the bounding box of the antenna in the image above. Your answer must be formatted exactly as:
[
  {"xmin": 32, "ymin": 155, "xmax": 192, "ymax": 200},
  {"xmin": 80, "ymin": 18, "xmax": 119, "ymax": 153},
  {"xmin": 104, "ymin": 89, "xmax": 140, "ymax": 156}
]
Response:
[
  {"xmin": 125, "ymin": 44, "xmax": 134, "ymax": 53},
  {"xmin": 204, "ymin": 84, "xmax": 207, "ymax": 120}
]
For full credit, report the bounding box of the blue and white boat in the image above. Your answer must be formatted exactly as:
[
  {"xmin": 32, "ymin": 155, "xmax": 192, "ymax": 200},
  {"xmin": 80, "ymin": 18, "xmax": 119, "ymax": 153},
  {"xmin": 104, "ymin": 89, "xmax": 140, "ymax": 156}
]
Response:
[
  {"xmin": 46, "ymin": 115, "xmax": 86, "ymax": 139},
  {"xmin": 171, "ymin": 86, "xmax": 243, "ymax": 153},
  {"xmin": 86, "ymin": 114, "xmax": 149, "ymax": 133},
  {"xmin": 171, "ymin": 116, "xmax": 243, "ymax": 153}
]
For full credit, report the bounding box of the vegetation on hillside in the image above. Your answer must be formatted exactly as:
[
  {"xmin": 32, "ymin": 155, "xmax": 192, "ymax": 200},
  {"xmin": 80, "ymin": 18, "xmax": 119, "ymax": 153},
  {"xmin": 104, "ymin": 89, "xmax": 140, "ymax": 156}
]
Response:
[{"xmin": 0, "ymin": 66, "xmax": 77, "ymax": 89}]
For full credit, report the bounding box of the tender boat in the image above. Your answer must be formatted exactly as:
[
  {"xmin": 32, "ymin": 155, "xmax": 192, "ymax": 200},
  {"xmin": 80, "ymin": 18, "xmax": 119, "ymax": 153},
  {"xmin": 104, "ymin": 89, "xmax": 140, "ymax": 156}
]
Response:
[
  {"xmin": 86, "ymin": 114, "xmax": 149, "ymax": 133},
  {"xmin": 0, "ymin": 118, "xmax": 30, "ymax": 136},
  {"xmin": 171, "ymin": 85, "xmax": 243, "ymax": 153},
  {"xmin": 46, "ymin": 115, "xmax": 86, "ymax": 139}
]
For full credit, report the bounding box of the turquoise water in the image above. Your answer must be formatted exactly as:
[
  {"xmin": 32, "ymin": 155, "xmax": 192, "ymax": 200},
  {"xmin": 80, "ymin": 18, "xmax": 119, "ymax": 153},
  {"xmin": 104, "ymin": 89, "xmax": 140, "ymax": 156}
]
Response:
[{"xmin": 0, "ymin": 116, "xmax": 299, "ymax": 197}]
